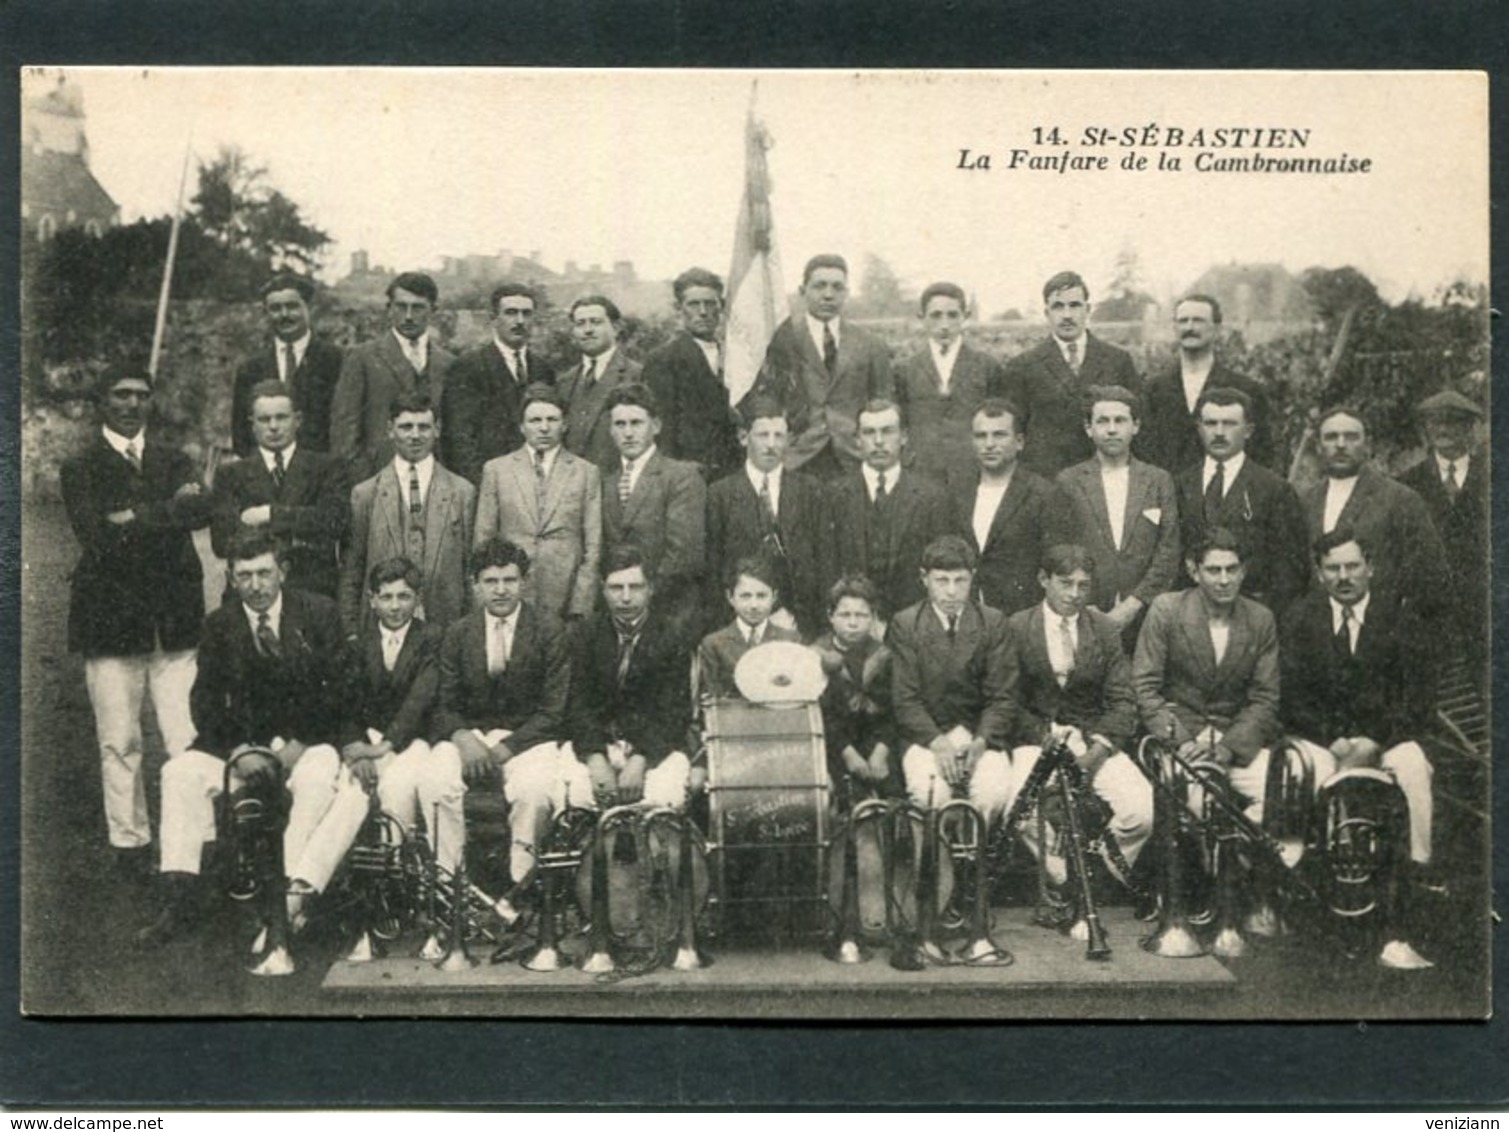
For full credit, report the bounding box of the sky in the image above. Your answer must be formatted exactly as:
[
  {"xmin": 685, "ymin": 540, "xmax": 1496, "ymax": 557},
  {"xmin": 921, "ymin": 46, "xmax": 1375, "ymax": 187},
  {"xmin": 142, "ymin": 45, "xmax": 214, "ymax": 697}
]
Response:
[{"xmin": 39, "ymin": 67, "xmax": 1489, "ymax": 316}]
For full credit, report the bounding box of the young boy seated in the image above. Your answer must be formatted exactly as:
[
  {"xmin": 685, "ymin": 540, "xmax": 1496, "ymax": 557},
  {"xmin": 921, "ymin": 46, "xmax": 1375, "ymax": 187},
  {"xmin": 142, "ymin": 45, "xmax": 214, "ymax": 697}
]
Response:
[
  {"xmin": 812, "ymin": 574, "xmax": 895, "ymax": 805},
  {"xmin": 694, "ymin": 554, "xmax": 803, "ymax": 704}
]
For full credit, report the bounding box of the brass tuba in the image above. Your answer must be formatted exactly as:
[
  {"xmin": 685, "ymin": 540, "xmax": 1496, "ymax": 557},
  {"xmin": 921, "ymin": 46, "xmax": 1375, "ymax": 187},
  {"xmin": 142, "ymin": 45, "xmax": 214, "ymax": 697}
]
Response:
[
  {"xmin": 1135, "ymin": 735, "xmax": 1209, "ymax": 959},
  {"xmin": 224, "ymin": 746, "xmax": 296, "ymax": 977},
  {"xmin": 825, "ymin": 797, "xmax": 894, "ymax": 965},
  {"xmin": 521, "ymin": 799, "xmax": 599, "ymax": 972},
  {"xmin": 1317, "ymin": 766, "xmax": 1415, "ymax": 966}
]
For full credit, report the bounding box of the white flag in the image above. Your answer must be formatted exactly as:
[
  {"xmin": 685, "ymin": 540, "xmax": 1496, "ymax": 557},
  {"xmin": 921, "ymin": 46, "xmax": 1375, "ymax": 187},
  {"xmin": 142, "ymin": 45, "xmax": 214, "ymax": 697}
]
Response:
[{"xmin": 724, "ymin": 88, "xmax": 785, "ymax": 408}]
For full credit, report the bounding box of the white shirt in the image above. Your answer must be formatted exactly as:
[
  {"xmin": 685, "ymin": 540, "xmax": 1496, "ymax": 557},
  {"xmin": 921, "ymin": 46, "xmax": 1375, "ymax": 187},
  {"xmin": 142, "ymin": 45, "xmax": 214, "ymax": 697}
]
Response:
[
  {"xmin": 619, "ymin": 445, "xmax": 657, "ymax": 496},
  {"xmin": 1435, "ymin": 453, "xmax": 1470, "ymax": 490},
  {"xmin": 1209, "ymin": 619, "xmax": 1230, "ymax": 666},
  {"xmin": 693, "ymin": 336, "xmax": 721, "ymax": 374},
  {"xmin": 1330, "ymin": 592, "xmax": 1370, "ymax": 653},
  {"xmin": 1202, "ymin": 451, "xmax": 1246, "ymax": 497},
  {"xmin": 1322, "ymin": 475, "xmax": 1359, "ymax": 533},
  {"xmin": 862, "ymin": 463, "xmax": 900, "ymax": 502},
  {"xmin": 485, "ymin": 608, "xmax": 519, "ymax": 673},
  {"xmin": 493, "ymin": 338, "xmax": 530, "ymax": 383},
  {"xmin": 244, "ymin": 593, "xmax": 284, "ymax": 640},
  {"xmin": 1100, "ymin": 463, "xmax": 1131, "ymax": 550},
  {"xmin": 1056, "ymin": 333, "xmax": 1088, "ymax": 370},
  {"xmin": 393, "ymin": 328, "xmax": 428, "ymax": 372},
  {"xmin": 530, "ymin": 444, "xmax": 563, "ymax": 481},
  {"xmin": 746, "ymin": 462, "xmax": 783, "ymax": 516},
  {"xmin": 276, "ymin": 333, "xmax": 311, "ymax": 382},
  {"xmin": 740, "ymin": 619, "xmax": 769, "ymax": 646},
  {"xmin": 102, "ymin": 425, "xmax": 144, "ymax": 464},
  {"xmin": 393, "ymin": 453, "xmax": 435, "ymax": 509},
  {"xmin": 1042, "ymin": 602, "xmax": 1079, "ymax": 687},
  {"xmin": 381, "ymin": 620, "xmax": 412, "ymax": 672},
  {"xmin": 972, "ymin": 473, "xmax": 1012, "ymax": 550},
  {"xmin": 931, "ymin": 605, "xmax": 962, "ymax": 635},
  {"xmin": 806, "ymin": 313, "xmax": 839, "ymax": 359},
  {"xmin": 1179, "ymin": 354, "xmax": 1215, "ymax": 411},
  {"xmin": 261, "ymin": 442, "xmax": 297, "ymax": 475},
  {"xmin": 580, "ymin": 346, "xmax": 616, "ymax": 381},
  {"xmin": 930, "ymin": 340, "xmax": 960, "ymax": 393}
]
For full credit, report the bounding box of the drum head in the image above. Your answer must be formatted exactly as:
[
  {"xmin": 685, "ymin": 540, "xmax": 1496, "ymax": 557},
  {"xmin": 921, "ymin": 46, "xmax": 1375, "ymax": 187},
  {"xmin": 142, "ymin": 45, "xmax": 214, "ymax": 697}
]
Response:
[{"xmin": 734, "ymin": 640, "xmax": 827, "ymax": 705}]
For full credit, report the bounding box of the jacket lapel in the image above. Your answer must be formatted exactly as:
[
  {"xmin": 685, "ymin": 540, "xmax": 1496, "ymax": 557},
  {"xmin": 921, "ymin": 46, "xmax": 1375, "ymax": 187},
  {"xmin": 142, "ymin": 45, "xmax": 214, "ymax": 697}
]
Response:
[
  {"xmin": 984, "ymin": 470, "xmax": 1029, "ymax": 551},
  {"xmin": 377, "ymin": 465, "xmax": 403, "ymax": 549},
  {"xmin": 423, "ymin": 469, "xmax": 453, "ymax": 577},
  {"xmin": 541, "ymin": 451, "xmax": 573, "ymax": 526},
  {"xmin": 1078, "ymin": 464, "xmax": 1115, "ymax": 547},
  {"xmin": 623, "ymin": 452, "xmax": 660, "ymax": 526},
  {"xmin": 1179, "ymin": 592, "xmax": 1219, "ymax": 679},
  {"xmin": 1338, "ymin": 468, "xmax": 1381, "ymax": 530}
]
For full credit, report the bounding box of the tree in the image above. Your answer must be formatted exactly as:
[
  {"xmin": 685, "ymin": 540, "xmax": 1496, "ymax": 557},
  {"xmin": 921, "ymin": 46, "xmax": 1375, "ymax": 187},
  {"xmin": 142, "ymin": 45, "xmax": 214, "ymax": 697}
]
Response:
[
  {"xmin": 1097, "ymin": 242, "xmax": 1156, "ymax": 321},
  {"xmin": 1298, "ymin": 265, "xmax": 1384, "ymax": 330},
  {"xmin": 191, "ymin": 145, "xmax": 331, "ymax": 274},
  {"xmin": 852, "ymin": 253, "xmax": 911, "ymax": 318}
]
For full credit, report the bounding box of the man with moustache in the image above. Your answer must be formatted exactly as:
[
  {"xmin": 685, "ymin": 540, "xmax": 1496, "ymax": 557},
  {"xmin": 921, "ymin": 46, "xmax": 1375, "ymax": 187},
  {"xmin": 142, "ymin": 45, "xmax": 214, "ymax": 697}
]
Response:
[
  {"xmin": 331, "ymin": 271, "xmax": 455, "ymax": 480},
  {"xmin": 441, "ymin": 282, "xmax": 556, "ymax": 487},
  {"xmin": 231, "ymin": 274, "xmax": 344, "ymax": 456},
  {"xmin": 559, "ymin": 294, "xmax": 643, "ymax": 473},
  {"xmin": 1137, "ymin": 294, "xmax": 1274, "ymax": 473},
  {"xmin": 641, "ymin": 268, "xmax": 741, "ymax": 480},
  {"xmin": 998, "ymin": 271, "xmax": 1140, "ymax": 478}
]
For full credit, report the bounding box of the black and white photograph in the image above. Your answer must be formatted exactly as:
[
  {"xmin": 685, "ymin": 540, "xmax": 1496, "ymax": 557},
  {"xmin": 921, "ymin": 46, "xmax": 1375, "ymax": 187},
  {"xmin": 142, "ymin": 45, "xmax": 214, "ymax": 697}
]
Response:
[{"xmin": 17, "ymin": 66, "xmax": 1491, "ymax": 1023}]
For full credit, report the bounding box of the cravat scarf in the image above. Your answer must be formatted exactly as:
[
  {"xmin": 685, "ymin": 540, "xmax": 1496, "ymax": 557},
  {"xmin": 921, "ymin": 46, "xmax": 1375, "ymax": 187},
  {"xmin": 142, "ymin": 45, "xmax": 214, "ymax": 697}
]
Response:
[{"xmin": 256, "ymin": 611, "xmax": 281, "ymax": 659}]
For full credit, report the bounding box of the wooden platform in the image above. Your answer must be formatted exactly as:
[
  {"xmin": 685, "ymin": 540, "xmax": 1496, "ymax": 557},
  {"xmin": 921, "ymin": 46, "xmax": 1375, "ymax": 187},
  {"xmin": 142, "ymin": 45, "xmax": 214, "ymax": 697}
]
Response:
[{"xmin": 322, "ymin": 905, "xmax": 1236, "ymax": 1016}]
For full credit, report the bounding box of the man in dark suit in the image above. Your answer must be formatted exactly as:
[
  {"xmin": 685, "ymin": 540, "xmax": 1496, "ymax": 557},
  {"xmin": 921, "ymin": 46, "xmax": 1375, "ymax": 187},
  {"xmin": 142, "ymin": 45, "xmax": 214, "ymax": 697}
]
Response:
[
  {"xmin": 432, "ymin": 536, "xmax": 583, "ymax": 898},
  {"xmin": 641, "ymin": 267, "xmax": 741, "ymax": 480},
  {"xmin": 740, "ymin": 253, "xmax": 895, "ymax": 480},
  {"xmin": 958, "ymin": 398, "xmax": 1079, "ymax": 616},
  {"xmin": 570, "ymin": 545, "xmax": 696, "ymax": 809},
  {"xmin": 331, "ymin": 271, "xmax": 455, "ymax": 480},
  {"xmin": 603, "ymin": 383, "xmax": 706, "ymax": 639},
  {"xmin": 1005, "ymin": 544, "xmax": 1152, "ymax": 882},
  {"xmin": 212, "ymin": 381, "xmax": 348, "ymax": 599},
  {"xmin": 1132, "ymin": 527, "xmax": 1280, "ymax": 822},
  {"xmin": 62, "ymin": 363, "xmax": 212, "ymax": 864},
  {"xmin": 138, "ymin": 530, "xmax": 352, "ymax": 944},
  {"xmin": 895, "ymin": 281, "xmax": 1005, "ymax": 491},
  {"xmin": 887, "ymin": 535, "xmax": 1017, "ymax": 823},
  {"xmin": 558, "ymin": 294, "xmax": 644, "ymax": 473},
  {"xmin": 1056, "ymin": 386, "xmax": 1181, "ymax": 645},
  {"xmin": 705, "ymin": 397, "xmax": 834, "ymax": 638},
  {"xmin": 1397, "ymin": 390, "xmax": 1487, "ymax": 675},
  {"xmin": 1174, "ymin": 387, "xmax": 1309, "ymax": 620},
  {"xmin": 829, "ymin": 398, "xmax": 953, "ymax": 620},
  {"xmin": 998, "ymin": 270, "xmax": 1141, "ymax": 478},
  {"xmin": 1299, "ymin": 405, "xmax": 1449, "ymax": 622},
  {"xmin": 231, "ymin": 273, "xmax": 344, "ymax": 456},
  {"xmin": 1137, "ymin": 294, "xmax": 1275, "ymax": 473},
  {"xmin": 440, "ymin": 281, "xmax": 557, "ymax": 487}
]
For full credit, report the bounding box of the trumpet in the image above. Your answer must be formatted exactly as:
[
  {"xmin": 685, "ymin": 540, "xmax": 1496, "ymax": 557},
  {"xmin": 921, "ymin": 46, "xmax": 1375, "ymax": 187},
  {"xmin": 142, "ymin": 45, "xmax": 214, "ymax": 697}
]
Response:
[
  {"xmin": 939, "ymin": 798, "xmax": 1013, "ymax": 966},
  {"xmin": 414, "ymin": 806, "xmax": 514, "ymax": 961},
  {"xmin": 435, "ymin": 855, "xmax": 479, "ymax": 972},
  {"xmin": 340, "ymin": 794, "xmax": 423, "ymax": 962},
  {"xmin": 522, "ymin": 797, "xmax": 598, "ymax": 972}
]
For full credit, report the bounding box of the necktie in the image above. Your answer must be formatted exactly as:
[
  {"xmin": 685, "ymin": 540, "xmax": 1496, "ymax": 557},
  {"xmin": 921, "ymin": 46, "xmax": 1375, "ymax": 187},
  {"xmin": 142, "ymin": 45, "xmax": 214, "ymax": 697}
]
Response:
[
  {"xmin": 821, "ymin": 321, "xmax": 838, "ymax": 379},
  {"xmin": 514, "ymin": 349, "xmax": 528, "ymax": 385},
  {"xmin": 1065, "ymin": 340, "xmax": 1081, "ymax": 375},
  {"xmin": 873, "ymin": 471, "xmax": 889, "ymax": 506},
  {"xmin": 124, "ymin": 441, "xmax": 142, "ymax": 473},
  {"xmin": 256, "ymin": 612, "xmax": 281, "ymax": 659},
  {"xmin": 1444, "ymin": 462, "xmax": 1460, "ymax": 501},
  {"xmin": 615, "ymin": 627, "xmax": 639, "ymax": 688},
  {"xmin": 758, "ymin": 473, "xmax": 777, "ymax": 532},
  {"xmin": 408, "ymin": 462, "xmax": 423, "ymax": 519},
  {"xmin": 618, "ymin": 459, "xmax": 634, "ymax": 504},
  {"xmin": 749, "ymin": 623, "xmax": 763, "ymax": 648},
  {"xmin": 1204, "ymin": 459, "xmax": 1225, "ymax": 522},
  {"xmin": 488, "ymin": 617, "xmax": 507, "ymax": 676},
  {"xmin": 947, "ymin": 614, "xmax": 958, "ymax": 642},
  {"xmin": 1335, "ymin": 605, "xmax": 1354, "ymax": 657},
  {"xmin": 1057, "ymin": 616, "xmax": 1076, "ymax": 688},
  {"xmin": 533, "ymin": 449, "xmax": 549, "ymax": 514},
  {"xmin": 272, "ymin": 448, "xmax": 286, "ymax": 490},
  {"xmin": 581, "ymin": 357, "xmax": 597, "ymax": 388},
  {"xmin": 283, "ymin": 341, "xmax": 298, "ymax": 385},
  {"xmin": 383, "ymin": 632, "xmax": 400, "ymax": 672},
  {"xmin": 407, "ymin": 338, "xmax": 425, "ymax": 375}
]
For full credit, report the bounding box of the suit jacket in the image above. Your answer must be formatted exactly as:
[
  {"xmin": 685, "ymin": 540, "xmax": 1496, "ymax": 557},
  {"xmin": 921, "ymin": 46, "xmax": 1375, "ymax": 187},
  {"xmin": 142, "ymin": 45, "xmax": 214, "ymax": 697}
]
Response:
[
  {"xmin": 1132, "ymin": 589, "xmax": 1280, "ymax": 764},
  {"xmin": 829, "ymin": 469, "xmax": 954, "ymax": 619},
  {"xmin": 330, "ymin": 332, "xmax": 455, "ymax": 480},
  {"xmin": 641, "ymin": 332, "xmax": 741, "ymax": 478},
  {"xmin": 705, "ymin": 467, "xmax": 834, "ymax": 638},
  {"xmin": 957, "ymin": 467, "xmax": 1080, "ymax": 616},
  {"xmin": 895, "ymin": 342, "xmax": 1004, "ymax": 490},
  {"xmin": 61, "ymin": 432, "xmax": 211, "ymax": 658},
  {"xmin": 439, "ymin": 340, "xmax": 556, "ymax": 487},
  {"xmin": 997, "ymin": 333, "xmax": 1140, "ymax": 477},
  {"xmin": 568, "ymin": 606, "xmax": 694, "ymax": 767},
  {"xmin": 1299, "ymin": 466, "xmax": 1450, "ymax": 621},
  {"xmin": 1005, "ymin": 604, "xmax": 1137, "ymax": 751},
  {"xmin": 888, "ymin": 601, "xmax": 1016, "ymax": 750},
  {"xmin": 1280, "ymin": 588, "xmax": 1432, "ymax": 751},
  {"xmin": 557, "ymin": 349, "xmax": 644, "ymax": 473},
  {"xmin": 340, "ymin": 460, "xmax": 477, "ymax": 638},
  {"xmin": 434, "ymin": 604, "xmax": 569, "ymax": 752},
  {"xmin": 342, "ymin": 617, "xmax": 442, "ymax": 752},
  {"xmin": 813, "ymin": 632, "xmax": 897, "ymax": 783},
  {"xmin": 1398, "ymin": 450, "xmax": 1487, "ymax": 629},
  {"xmin": 694, "ymin": 620, "xmax": 803, "ymax": 702},
  {"xmin": 475, "ymin": 447, "xmax": 602, "ymax": 619},
  {"xmin": 1137, "ymin": 361, "xmax": 1275, "ymax": 473},
  {"xmin": 741, "ymin": 316, "xmax": 896, "ymax": 471},
  {"xmin": 190, "ymin": 589, "xmax": 350, "ymax": 758},
  {"xmin": 231, "ymin": 336, "xmax": 344, "ymax": 456},
  {"xmin": 1056, "ymin": 457, "xmax": 1181, "ymax": 612},
  {"xmin": 603, "ymin": 449, "xmax": 706, "ymax": 587},
  {"xmin": 1174, "ymin": 456, "xmax": 1309, "ymax": 619},
  {"xmin": 211, "ymin": 446, "xmax": 348, "ymax": 598}
]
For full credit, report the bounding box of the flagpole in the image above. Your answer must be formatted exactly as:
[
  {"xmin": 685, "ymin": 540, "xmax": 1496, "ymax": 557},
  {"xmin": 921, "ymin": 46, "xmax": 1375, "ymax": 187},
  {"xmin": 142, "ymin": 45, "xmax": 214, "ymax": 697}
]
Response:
[{"xmin": 149, "ymin": 137, "xmax": 193, "ymax": 380}]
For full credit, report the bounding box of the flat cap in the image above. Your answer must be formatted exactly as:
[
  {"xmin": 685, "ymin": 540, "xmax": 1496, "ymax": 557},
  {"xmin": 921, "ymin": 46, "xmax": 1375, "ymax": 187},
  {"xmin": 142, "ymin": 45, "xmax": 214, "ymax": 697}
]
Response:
[{"xmin": 1416, "ymin": 389, "xmax": 1483, "ymax": 419}]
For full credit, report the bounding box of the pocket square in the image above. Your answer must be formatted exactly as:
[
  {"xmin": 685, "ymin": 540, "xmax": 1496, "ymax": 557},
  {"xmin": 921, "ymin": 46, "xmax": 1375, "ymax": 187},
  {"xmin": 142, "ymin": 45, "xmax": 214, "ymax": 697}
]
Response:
[{"xmin": 1142, "ymin": 506, "xmax": 1162, "ymax": 525}]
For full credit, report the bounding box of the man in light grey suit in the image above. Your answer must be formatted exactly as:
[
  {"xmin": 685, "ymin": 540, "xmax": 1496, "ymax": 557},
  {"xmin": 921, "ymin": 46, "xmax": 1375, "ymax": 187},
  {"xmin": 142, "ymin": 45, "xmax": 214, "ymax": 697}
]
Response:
[
  {"xmin": 475, "ymin": 383, "xmax": 602, "ymax": 621},
  {"xmin": 341, "ymin": 392, "xmax": 477, "ymax": 639},
  {"xmin": 558, "ymin": 294, "xmax": 643, "ymax": 473},
  {"xmin": 330, "ymin": 271, "xmax": 456, "ymax": 480},
  {"xmin": 1056, "ymin": 385, "xmax": 1180, "ymax": 648}
]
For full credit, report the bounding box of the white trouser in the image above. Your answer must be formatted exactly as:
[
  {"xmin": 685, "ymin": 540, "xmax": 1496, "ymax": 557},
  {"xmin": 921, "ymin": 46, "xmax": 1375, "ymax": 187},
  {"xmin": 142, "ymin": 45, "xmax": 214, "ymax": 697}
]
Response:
[
  {"xmin": 286, "ymin": 740, "xmax": 466, "ymax": 893},
  {"xmin": 1293, "ymin": 737, "xmax": 1433, "ymax": 864},
  {"xmin": 158, "ymin": 743, "xmax": 344, "ymax": 879},
  {"xmin": 433, "ymin": 732, "xmax": 591, "ymax": 886},
  {"xmin": 1175, "ymin": 728, "xmax": 1270, "ymax": 826},
  {"xmin": 902, "ymin": 728, "xmax": 1015, "ymax": 824},
  {"xmin": 84, "ymin": 649, "xmax": 197, "ymax": 848},
  {"xmin": 1010, "ymin": 746, "xmax": 1154, "ymax": 869},
  {"xmin": 565, "ymin": 741, "xmax": 692, "ymax": 812}
]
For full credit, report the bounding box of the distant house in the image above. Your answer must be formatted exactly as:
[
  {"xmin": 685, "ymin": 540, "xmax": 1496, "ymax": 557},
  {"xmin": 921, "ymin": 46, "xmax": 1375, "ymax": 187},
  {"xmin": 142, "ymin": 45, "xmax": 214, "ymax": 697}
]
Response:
[
  {"xmin": 1184, "ymin": 262, "xmax": 1314, "ymax": 327},
  {"xmin": 21, "ymin": 74, "xmax": 119, "ymax": 241}
]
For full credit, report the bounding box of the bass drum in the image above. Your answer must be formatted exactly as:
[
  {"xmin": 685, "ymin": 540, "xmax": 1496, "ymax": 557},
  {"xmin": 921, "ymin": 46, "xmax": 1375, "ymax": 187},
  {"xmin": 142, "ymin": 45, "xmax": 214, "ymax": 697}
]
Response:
[{"xmin": 574, "ymin": 807, "xmax": 709, "ymax": 958}]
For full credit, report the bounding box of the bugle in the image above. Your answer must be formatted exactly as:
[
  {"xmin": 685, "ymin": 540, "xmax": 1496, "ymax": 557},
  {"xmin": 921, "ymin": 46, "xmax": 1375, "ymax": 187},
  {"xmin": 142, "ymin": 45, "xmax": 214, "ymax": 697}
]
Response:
[
  {"xmin": 223, "ymin": 746, "xmax": 296, "ymax": 977},
  {"xmin": 826, "ymin": 796, "xmax": 892, "ymax": 965},
  {"xmin": 521, "ymin": 798, "xmax": 598, "ymax": 972},
  {"xmin": 1135, "ymin": 735, "xmax": 1208, "ymax": 959}
]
